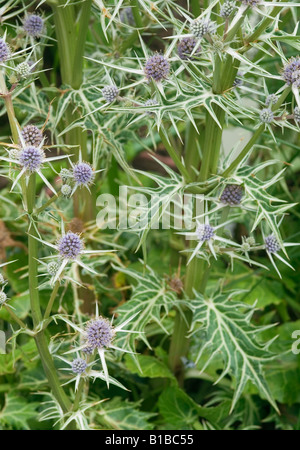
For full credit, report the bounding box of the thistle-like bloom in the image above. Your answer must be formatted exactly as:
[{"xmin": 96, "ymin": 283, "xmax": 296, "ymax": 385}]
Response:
[
  {"xmin": 33, "ymin": 223, "xmax": 114, "ymax": 285},
  {"xmin": 0, "ymin": 38, "xmax": 10, "ymax": 63},
  {"xmin": 181, "ymin": 218, "xmax": 237, "ymax": 263},
  {"xmin": 263, "ymin": 233, "xmax": 299, "ymax": 279},
  {"xmin": 71, "ymin": 358, "xmax": 88, "ymax": 374},
  {"xmin": 265, "ymin": 94, "xmax": 279, "ymax": 107},
  {"xmin": 196, "ymin": 224, "xmax": 215, "ymax": 242},
  {"xmin": 144, "ymin": 54, "xmax": 170, "ymax": 82},
  {"xmin": 16, "ymin": 62, "xmax": 32, "ymax": 79},
  {"xmin": 61, "ymin": 305, "xmax": 139, "ymax": 387},
  {"xmin": 220, "ymin": 1, "xmax": 236, "ymax": 18},
  {"xmin": 264, "ymin": 235, "xmax": 280, "ymax": 254},
  {"xmin": 61, "ymin": 184, "xmax": 72, "ymax": 197},
  {"xmin": 177, "ymin": 37, "xmax": 201, "ymax": 61},
  {"xmin": 190, "ymin": 18, "xmax": 216, "ymax": 39},
  {"xmin": 67, "ymin": 153, "xmax": 100, "ymax": 195},
  {"xmin": 282, "ymin": 57, "xmax": 300, "ymax": 87},
  {"xmin": 294, "ymin": 106, "xmax": 300, "ymax": 123},
  {"xmin": 102, "ymin": 85, "xmax": 119, "ymax": 103},
  {"xmin": 220, "ymin": 184, "xmax": 244, "ymax": 205},
  {"xmin": 21, "ymin": 125, "xmax": 43, "ymax": 146},
  {"xmin": 23, "ymin": 14, "xmax": 44, "ymax": 37},
  {"xmin": 47, "ymin": 261, "xmax": 59, "ymax": 276},
  {"xmin": 259, "ymin": 108, "xmax": 274, "ymax": 124},
  {"xmin": 1, "ymin": 129, "xmax": 67, "ymax": 195},
  {"xmin": 60, "ymin": 168, "xmax": 72, "ymax": 182}
]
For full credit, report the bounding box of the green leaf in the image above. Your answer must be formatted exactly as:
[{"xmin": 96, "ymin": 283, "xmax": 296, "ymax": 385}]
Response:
[
  {"xmin": 0, "ymin": 392, "xmax": 39, "ymax": 430},
  {"xmin": 125, "ymin": 354, "xmax": 175, "ymax": 380},
  {"xmin": 96, "ymin": 398, "xmax": 155, "ymax": 430},
  {"xmin": 189, "ymin": 290, "xmax": 279, "ymax": 413},
  {"xmin": 158, "ymin": 387, "xmax": 199, "ymax": 430}
]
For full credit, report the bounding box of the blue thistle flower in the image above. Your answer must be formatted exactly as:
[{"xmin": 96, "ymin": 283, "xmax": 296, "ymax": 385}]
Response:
[
  {"xmin": 144, "ymin": 54, "xmax": 170, "ymax": 82},
  {"xmin": 0, "ymin": 38, "xmax": 10, "ymax": 63},
  {"xmin": 102, "ymin": 85, "xmax": 119, "ymax": 103},
  {"xmin": 282, "ymin": 57, "xmax": 300, "ymax": 87},
  {"xmin": 265, "ymin": 94, "xmax": 279, "ymax": 107},
  {"xmin": 71, "ymin": 358, "xmax": 88, "ymax": 374},
  {"xmin": 21, "ymin": 125, "xmax": 43, "ymax": 147},
  {"xmin": 58, "ymin": 232, "xmax": 83, "ymax": 259},
  {"xmin": 85, "ymin": 317, "xmax": 116, "ymax": 350},
  {"xmin": 82, "ymin": 345, "xmax": 94, "ymax": 355},
  {"xmin": 73, "ymin": 162, "xmax": 94, "ymax": 186},
  {"xmin": 220, "ymin": 184, "xmax": 243, "ymax": 205},
  {"xmin": 19, "ymin": 146, "xmax": 44, "ymax": 172},
  {"xmin": 220, "ymin": 1, "xmax": 236, "ymax": 18},
  {"xmin": 259, "ymin": 108, "xmax": 274, "ymax": 124},
  {"xmin": 190, "ymin": 18, "xmax": 217, "ymax": 39},
  {"xmin": 177, "ymin": 37, "xmax": 201, "ymax": 61},
  {"xmin": 196, "ymin": 224, "xmax": 215, "ymax": 242},
  {"xmin": 265, "ymin": 235, "xmax": 280, "ymax": 254},
  {"xmin": 23, "ymin": 14, "xmax": 44, "ymax": 37}
]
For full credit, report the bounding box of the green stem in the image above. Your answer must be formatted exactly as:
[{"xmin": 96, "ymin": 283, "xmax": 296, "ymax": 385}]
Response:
[
  {"xmin": 3, "ymin": 304, "xmax": 26, "ymax": 329},
  {"xmin": 159, "ymin": 128, "xmax": 191, "ymax": 181},
  {"xmin": 44, "ymin": 281, "xmax": 60, "ymax": 320},
  {"xmin": 27, "ymin": 174, "xmax": 72, "ymax": 414}
]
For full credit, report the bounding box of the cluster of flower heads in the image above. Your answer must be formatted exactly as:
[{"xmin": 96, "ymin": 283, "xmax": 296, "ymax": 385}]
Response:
[
  {"xmin": 177, "ymin": 37, "xmax": 201, "ymax": 61},
  {"xmin": 264, "ymin": 234, "xmax": 281, "ymax": 254},
  {"xmin": 220, "ymin": 184, "xmax": 244, "ymax": 205},
  {"xmin": 59, "ymin": 154, "xmax": 97, "ymax": 198},
  {"xmin": 196, "ymin": 224, "xmax": 215, "ymax": 242},
  {"xmin": 265, "ymin": 94, "xmax": 279, "ymax": 107},
  {"xmin": 0, "ymin": 38, "xmax": 10, "ymax": 63},
  {"xmin": 21, "ymin": 124, "xmax": 43, "ymax": 147},
  {"xmin": 282, "ymin": 57, "xmax": 300, "ymax": 88},
  {"xmin": 71, "ymin": 358, "xmax": 88, "ymax": 374},
  {"xmin": 23, "ymin": 14, "xmax": 44, "ymax": 38}
]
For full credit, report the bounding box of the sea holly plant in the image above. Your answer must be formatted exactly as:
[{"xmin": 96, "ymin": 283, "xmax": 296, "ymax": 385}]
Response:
[{"xmin": 0, "ymin": 0, "xmax": 300, "ymax": 432}]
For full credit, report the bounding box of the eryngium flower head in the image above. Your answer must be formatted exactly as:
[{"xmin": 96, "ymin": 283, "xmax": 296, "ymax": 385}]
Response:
[
  {"xmin": 120, "ymin": 7, "xmax": 134, "ymax": 25},
  {"xmin": 73, "ymin": 162, "xmax": 94, "ymax": 186},
  {"xmin": 85, "ymin": 317, "xmax": 116, "ymax": 349},
  {"xmin": 21, "ymin": 125, "xmax": 43, "ymax": 146},
  {"xmin": 0, "ymin": 38, "xmax": 10, "ymax": 63},
  {"xmin": 47, "ymin": 261, "xmax": 59, "ymax": 276},
  {"xmin": 220, "ymin": 184, "xmax": 243, "ymax": 205},
  {"xmin": 282, "ymin": 57, "xmax": 300, "ymax": 87},
  {"xmin": 294, "ymin": 106, "xmax": 300, "ymax": 123},
  {"xmin": 220, "ymin": 1, "xmax": 236, "ymax": 18},
  {"xmin": 196, "ymin": 224, "xmax": 215, "ymax": 242},
  {"xmin": 23, "ymin": 14, "xmax": 44, "ymax": 37},
  {"xmin": 71, "ymin": 358, "xmax": 88, "ymax": 374},
  {"xmin": 82, "ymin": 345, "xmax": 94, "ymax": 355},
  {"xmin": 259, "ymin": 108, "xmax": 274, "ymax": 124},
  {"xmin": 0, "ymin": 291, "xmax": 7, "ymax": 305},
  {"xmin": 16, "ymin": 62, "xmax": 32, "ymax": 79},
  {"xmin": 177, "ymin": 37, "xmax": 201, "ymax": 60},
  {"xmin": 58, "ymin": 232, "xmax": 83, "ymax": 259},
  {"xmin": 265, "ymin": 235, "xmax": 280, "ymax": 253},
  {"xmin": 190, "ymin": 18, "xmax": 216, "ymax": 39},
  {"xmin": 19, "ymin": 146, "xmax": 44, "ymax": 172},
  {"xmin": 61, "ymin": 184, "xmax": 72, "ymax": 197},
  {"xmin": 144, "ymin": 54, "xmax": 170, "ymax": 82},
  {"xmin": 9, "ymin": 149, "xmax": 20, "ymax": 160},
  {"xmin": 60, "ymin": 168, "xmax": 72, "ymax": 182},
  {"xmin": 102, "ymin": 85, "xmax": 119, "ymax": 103},
  {"xmin": 265, "ymin": 94, "xmax": 279, "ymax": 107}
]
